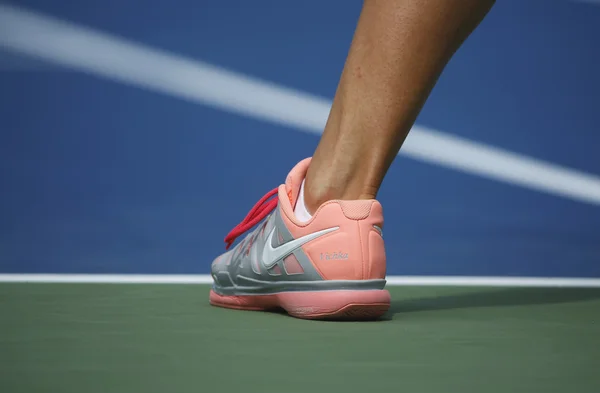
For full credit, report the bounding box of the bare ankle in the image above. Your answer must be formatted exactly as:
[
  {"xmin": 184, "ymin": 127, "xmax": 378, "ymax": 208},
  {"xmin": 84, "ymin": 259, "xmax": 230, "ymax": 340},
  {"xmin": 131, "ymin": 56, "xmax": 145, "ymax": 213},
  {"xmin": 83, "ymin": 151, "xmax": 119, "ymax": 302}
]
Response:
[{"xmin": 303, "ymin": 175, "xmax": 377, "ymax": 214}]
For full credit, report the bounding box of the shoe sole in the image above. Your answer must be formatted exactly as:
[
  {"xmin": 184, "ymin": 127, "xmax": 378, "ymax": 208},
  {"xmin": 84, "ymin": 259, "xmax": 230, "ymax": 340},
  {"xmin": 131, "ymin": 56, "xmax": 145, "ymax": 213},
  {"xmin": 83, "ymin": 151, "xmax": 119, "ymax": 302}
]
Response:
[{"xmin": 209, "ymin": 289, "xmax": 391, "ymax": 320}]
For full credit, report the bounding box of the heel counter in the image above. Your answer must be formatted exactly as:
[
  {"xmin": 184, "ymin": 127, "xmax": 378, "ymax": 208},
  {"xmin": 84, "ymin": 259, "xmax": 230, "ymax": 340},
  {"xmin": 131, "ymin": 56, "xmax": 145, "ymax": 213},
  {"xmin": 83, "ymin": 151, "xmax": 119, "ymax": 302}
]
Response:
[
  {"xmin": 340, "ymin": 200, "xmax": 386, "ymax": 280},
  {"xmin": 283, "ymin": 199, "xmax": 386, "ymax": 281},
  {"xmin": 355, "ymin": 201, "xmax": 386, "ymax": 280},
  {"xmin": 366, "ymin": 226, "xmax": 386, "ymax": 279}
]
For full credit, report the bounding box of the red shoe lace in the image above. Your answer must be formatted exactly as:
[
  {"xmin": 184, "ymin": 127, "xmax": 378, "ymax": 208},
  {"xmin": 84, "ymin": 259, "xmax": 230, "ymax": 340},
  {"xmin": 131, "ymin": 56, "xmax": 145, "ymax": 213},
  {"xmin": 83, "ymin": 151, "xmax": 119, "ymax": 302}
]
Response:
[{"xmin": 224, "ymin": 188, "xmax": 279, "ymax": 250}]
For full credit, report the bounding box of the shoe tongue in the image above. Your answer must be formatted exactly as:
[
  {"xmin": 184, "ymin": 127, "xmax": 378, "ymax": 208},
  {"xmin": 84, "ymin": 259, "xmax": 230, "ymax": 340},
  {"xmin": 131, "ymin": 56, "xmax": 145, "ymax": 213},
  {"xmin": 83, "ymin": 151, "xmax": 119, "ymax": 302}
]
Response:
[{"xmin": 284, "ymin": 157, "xmax": 312, "ymax": 209}]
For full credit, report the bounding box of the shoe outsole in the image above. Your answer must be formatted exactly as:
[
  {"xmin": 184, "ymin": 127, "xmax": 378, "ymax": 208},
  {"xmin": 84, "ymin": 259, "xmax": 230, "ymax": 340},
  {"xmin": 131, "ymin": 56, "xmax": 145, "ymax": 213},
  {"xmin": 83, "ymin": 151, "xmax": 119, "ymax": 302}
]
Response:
[{"xmin": 209, "ymin": 288, "xmax": 391, "ymax": 321}]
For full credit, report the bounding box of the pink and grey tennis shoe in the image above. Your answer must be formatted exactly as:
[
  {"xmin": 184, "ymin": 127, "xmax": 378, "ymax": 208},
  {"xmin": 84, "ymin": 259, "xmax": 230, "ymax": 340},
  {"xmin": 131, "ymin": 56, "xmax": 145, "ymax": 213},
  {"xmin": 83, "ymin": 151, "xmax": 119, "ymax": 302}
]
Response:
[{"xmin": 210, "ymin": 158, "xmax": 390, "ymax": 320}]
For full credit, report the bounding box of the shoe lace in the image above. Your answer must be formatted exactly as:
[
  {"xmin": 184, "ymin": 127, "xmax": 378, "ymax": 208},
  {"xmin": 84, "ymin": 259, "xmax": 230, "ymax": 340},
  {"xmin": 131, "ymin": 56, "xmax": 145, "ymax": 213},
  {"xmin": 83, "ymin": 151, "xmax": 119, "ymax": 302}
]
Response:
[{"xmin": 224, "ymin": 187, "xmax": 279, "ymax": 250}]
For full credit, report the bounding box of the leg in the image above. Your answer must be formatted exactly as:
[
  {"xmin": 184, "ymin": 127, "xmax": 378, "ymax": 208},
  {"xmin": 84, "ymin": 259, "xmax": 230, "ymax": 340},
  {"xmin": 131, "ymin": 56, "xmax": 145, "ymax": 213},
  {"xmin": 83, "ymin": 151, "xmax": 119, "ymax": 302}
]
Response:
[{"xmin": 304, "ymin": 0, "xmax": 495, "ymax": 212}]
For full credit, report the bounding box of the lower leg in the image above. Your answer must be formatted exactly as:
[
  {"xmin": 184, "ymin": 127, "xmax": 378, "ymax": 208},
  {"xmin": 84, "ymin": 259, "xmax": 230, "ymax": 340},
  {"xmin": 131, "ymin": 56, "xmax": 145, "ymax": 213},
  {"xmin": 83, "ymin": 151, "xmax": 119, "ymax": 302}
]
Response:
[{"xmin": 303, "ymin": 0, "xmax": 495, "ymax": 213}]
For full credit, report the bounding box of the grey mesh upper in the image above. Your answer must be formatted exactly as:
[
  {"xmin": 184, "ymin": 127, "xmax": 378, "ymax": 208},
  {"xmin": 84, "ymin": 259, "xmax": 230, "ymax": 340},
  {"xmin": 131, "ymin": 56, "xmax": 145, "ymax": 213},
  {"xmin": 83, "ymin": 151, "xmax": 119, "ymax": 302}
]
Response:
[{"xmin": 212, "ymin": 207, "xmax": 324, "ymax": 289}]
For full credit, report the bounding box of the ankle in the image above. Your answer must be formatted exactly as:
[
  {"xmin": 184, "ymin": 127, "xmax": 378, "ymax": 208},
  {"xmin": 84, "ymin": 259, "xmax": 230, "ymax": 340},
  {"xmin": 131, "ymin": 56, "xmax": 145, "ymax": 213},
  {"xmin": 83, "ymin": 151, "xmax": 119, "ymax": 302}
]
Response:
[{"xmin": 303, "ymin": 177, "xmax": 377, "ymax": 214}]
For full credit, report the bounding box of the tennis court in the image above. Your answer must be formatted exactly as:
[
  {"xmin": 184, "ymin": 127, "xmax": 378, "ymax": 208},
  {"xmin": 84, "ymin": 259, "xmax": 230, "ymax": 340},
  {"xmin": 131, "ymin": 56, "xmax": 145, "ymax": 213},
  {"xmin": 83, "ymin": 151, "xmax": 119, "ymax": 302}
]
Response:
[{"xmin": 2, "ymin": 283, "xmax": 599, "ymax": 392}]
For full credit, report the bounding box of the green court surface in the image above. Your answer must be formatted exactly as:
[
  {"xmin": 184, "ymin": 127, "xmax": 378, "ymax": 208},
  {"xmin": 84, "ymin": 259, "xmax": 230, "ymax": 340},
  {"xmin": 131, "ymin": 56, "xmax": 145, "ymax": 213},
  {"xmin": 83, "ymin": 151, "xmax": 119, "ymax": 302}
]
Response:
[{"xmin": 1, "ymin": 284, "xmax": 599, "ymax": 393}]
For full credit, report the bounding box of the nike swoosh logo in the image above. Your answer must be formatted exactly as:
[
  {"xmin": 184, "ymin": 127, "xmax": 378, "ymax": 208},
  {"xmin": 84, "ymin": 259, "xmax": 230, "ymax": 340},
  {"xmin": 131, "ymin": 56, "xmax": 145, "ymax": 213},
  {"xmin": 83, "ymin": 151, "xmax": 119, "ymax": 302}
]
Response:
[{"xmin": 261, "ymin": 226, "xmax": 339, "ymax": 269}]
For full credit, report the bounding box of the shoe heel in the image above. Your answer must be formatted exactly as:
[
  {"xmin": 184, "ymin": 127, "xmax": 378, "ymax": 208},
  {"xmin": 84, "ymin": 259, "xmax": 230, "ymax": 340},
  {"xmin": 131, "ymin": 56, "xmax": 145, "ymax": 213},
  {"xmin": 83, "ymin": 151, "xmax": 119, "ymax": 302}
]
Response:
[{"xmin": 277, "ymin": 289, "xmax": 391, "ymax": 320}]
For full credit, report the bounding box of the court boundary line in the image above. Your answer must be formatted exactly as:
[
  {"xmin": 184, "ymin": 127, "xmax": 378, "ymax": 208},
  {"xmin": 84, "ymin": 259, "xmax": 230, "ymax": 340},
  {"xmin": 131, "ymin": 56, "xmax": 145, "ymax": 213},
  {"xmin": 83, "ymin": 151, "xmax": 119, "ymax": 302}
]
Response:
[
  {"xmin": 2, "ymin": 4, "xmax": 600, "ymax": 206},
  {"xmin": 1, "ymin": 274, "xmax": 599, "ymax": 288}
]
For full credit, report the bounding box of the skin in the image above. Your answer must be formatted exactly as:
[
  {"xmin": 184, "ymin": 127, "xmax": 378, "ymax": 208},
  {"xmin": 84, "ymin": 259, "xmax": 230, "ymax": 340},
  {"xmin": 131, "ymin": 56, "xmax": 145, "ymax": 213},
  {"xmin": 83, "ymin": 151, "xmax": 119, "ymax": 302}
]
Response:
[{"xmin": 304, "ymin": 0, "xmax": 496, "ymax": 212}]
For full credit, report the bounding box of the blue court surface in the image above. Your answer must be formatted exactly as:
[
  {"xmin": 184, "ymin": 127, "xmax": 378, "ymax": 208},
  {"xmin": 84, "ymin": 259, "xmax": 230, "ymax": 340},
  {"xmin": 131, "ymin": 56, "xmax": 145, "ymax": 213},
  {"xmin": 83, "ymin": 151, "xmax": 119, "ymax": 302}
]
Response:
[{"xmin": 1, "ymin": 0, "xmax": 599, "ymax": 282}]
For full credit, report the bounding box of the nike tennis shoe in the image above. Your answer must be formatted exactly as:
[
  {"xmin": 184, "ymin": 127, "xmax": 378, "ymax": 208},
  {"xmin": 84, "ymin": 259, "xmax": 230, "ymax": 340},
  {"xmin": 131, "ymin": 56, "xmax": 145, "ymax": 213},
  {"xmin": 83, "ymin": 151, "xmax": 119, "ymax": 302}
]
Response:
[{"xmin": 209, "ymin": 158, "xmax": 390, "ymax": 320}]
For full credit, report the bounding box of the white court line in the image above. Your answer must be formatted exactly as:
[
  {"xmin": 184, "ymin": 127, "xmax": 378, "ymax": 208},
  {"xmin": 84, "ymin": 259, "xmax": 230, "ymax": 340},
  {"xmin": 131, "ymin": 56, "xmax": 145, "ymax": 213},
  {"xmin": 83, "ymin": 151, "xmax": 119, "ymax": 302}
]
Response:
[
  {"xmin": 1, "ymin": 4, "xmax": 600, "ymax": 205},
  {"xmin": 1, "ymin": 274, "xmax": 600, "ymax": 287}
]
